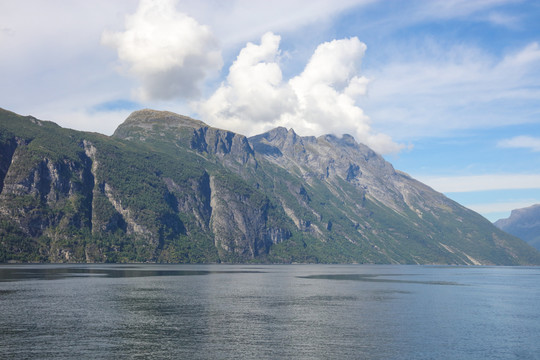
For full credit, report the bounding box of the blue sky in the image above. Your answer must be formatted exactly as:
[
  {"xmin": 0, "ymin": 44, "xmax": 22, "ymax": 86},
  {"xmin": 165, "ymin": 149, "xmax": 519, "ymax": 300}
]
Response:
[{"xmin": 1, "ymin": 0, "xmax": 540, "ymax": 222}]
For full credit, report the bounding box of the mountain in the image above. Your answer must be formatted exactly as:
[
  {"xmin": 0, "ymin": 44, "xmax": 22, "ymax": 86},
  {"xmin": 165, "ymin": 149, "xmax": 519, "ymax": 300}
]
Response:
[
  {"xmin": 494, "ymin": 204, "xmax": 540, "ymax": 251},
  {"xmin": 1, "ymin": 107, "xmax": 539, "ymax": 265}
]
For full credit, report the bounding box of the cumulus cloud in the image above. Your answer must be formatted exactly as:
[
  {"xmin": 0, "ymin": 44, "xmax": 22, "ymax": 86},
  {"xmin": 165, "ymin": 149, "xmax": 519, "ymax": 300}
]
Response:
[
  {"xmin": 498, "ymin": 136, "xmax": 540, "ymax": 152},
  {"xmin": 196, "ymin": 32, "xmax": 403, "ymax": 154},
  {"xmin": 285, "ymin": 37, "xmax": 402, "ymax": 153},
  {"xmin": 195, "ymin": 32, "xmax": 297, "ymax": 133},
  {"xmin": 102, "ymin": 0, "xmax": 222, "ymax": 101}
]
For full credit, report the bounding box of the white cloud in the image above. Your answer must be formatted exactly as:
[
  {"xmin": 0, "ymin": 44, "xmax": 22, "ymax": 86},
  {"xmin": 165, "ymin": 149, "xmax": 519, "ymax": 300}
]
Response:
[
  {"xmin": 417, "ymin": 174, "xmax": 540, "ymax": 193},
  {"xmin": 497, "ymin": 136, "xmax": 540, "ymax": 152},
  {"xmin": 15, "ymin": 91, "xmax": 137, "ymax": 136},
  {"xmin": 422, "ymin": 0, "xmax": 518, "ymax": 19},
  {"xmin": 485, "ymin": 11, "xmax": 521, "ymax": 28},
  {"xmin": 51, "ymin": 109, "xmax": 134, "ymax": 135},
  {"xmin": 171, "ymin": 0, "xmax": 376, "ymax": 47},
  {"xmin": 1, "ymin": 0, "xmax": 377, "ymax": 135},
  {"xmin": 196, "ymin": 33, "xmax": 403, "ymax": 154},
  {"xmin": 102, "ymin": 0, "xmax": 222, "ymax": 101},
  {"xmin": 2, "ymin": 0, "xmax": 535, "ymax": 145},
  {"xmin": 499, "ymin": 42, "xmax": 540, "ymax": 68},
  {"xmin": 194, "ymin": 32, "xmax": 297, "ymax": 135},
  {"xmin": 467, "ymin": 200, "xmax": 540, "ymax": 216},
  {"xmin": 364, "ymin": 41, "xmax": 540, "ymax": 140}
]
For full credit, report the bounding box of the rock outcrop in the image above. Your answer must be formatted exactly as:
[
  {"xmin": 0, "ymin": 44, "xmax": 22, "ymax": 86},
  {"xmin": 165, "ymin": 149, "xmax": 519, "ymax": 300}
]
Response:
[{"xmin": 114, "ymin": 109, "xmax": 256, "ymax": 168}]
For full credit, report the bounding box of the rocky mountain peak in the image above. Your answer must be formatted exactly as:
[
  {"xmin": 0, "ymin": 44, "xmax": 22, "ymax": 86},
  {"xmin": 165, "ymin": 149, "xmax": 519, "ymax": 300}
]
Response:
[
  {"xmin": 250, "ymin": 129, "xmax": 392, "ymax": 178},
  {"xmin": 114, "ymin": 109, "xmax": 256, "ymax": 167},
  {"xmin": 261, "ymin": 126, "xmax": 289, "ymax": 141},
  {"xmin": 119, "ymin": 109, "xmax": 206, "ymax": 130},
  {"xmin": 249, "ymin": 127, "xmax": 303, "ymax": 157}
]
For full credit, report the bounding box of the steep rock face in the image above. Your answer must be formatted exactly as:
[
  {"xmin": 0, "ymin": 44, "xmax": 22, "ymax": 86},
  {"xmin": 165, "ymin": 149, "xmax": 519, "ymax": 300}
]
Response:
[
  {"xmin": 495, "ymin": 204, "xmax": 540, "ymax": 250},
  {"xmin": 0, "ymin": 137, "xmax": 21, "ymax": 194},
  {"xmin": 163, "ymin": 174, "xmax": 212, "ymax": 231},
  {"xmin": 208, "ymin": 174, "xmax": 289, "ymax": 260},
  {"xmin": 190, "ymin": 126, "xmax": 255, "ymax": 166},
  {"xmin": 161, "ymin": 169, "xmax": 291, "ymax": 261},
  {"xmin": 0, "ymin": 136, "xmax": 95, "ymax": 261},
  {"xmin": 82, "ymin": 139, "xmax": 155, "ymax": 242},
  {"xmin": 114, "ymin": 109, "xmax": 256, "ymax": 168},
  {"xmin": 0, "ymin": 147, "xmax": 93, "ymax": 235},
  {"xmin": 250, "ymin": 128, "xmax": 454, "ymax": 216}
]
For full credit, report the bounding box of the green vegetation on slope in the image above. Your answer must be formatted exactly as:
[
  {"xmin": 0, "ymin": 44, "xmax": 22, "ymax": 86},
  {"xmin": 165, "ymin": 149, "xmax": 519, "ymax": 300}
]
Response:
[{"xmin": 1, "ymin": 108, "xmax": 539, "ymax": 265}]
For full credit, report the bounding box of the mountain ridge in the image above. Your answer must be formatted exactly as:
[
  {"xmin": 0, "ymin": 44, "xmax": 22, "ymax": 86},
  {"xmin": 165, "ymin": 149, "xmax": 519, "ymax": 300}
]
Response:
[
  {"xmin": 1, "ymin": 107, "xmax": 539, "ymax": 265},
  {"xmin": 495, "ymin": 204, "xmax": 540, "ymax": 251}
]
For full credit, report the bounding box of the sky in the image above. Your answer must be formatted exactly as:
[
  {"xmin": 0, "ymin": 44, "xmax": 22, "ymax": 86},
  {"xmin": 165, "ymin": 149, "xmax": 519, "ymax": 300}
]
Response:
[{"xmin": 1, "ymin": 0, "xmax": 540, "ymax": 222}]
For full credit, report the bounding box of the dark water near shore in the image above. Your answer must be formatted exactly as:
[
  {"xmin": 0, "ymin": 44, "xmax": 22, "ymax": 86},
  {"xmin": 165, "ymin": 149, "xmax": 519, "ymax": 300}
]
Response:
[{"xmin": 1, "ymin": 264, "xmax": 539, "ymax": 359}]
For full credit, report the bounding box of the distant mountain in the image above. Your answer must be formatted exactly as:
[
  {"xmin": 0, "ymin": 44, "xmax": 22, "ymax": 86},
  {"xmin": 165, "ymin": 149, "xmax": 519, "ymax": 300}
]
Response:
[
  {"xmin": 494, "ymin": 204, "xmax": 540, "ymax": 251},
  {"xmin": 1, "ymin": 107, "xmax": 539, "ymax": 265}
]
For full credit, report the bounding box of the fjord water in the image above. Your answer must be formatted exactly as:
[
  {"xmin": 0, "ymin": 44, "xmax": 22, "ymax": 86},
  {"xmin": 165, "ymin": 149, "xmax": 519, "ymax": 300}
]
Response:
[{"xmin": 1, "ymin": 265, "xmax": 538, "ymax": 359}]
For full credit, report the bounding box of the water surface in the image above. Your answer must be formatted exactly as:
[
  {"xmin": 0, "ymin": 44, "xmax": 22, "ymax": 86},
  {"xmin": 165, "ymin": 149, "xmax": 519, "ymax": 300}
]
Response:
[{"xmin": 1, "ymin": 264, "xmax": 538, "ymax": 359}]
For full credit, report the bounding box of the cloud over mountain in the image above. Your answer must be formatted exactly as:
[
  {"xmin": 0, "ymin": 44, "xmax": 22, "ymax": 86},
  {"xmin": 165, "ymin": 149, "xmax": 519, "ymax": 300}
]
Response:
[
  {"xmin": 102, "ymin": 0, "xmax": 222, "ymax": 101},
  {"xmin": 196, "ymin": 32, "xmax": 403, "ymax": 154},
  {"xmin": 99, "ymin": 1, "xmax": 402, "ymax": 154}
]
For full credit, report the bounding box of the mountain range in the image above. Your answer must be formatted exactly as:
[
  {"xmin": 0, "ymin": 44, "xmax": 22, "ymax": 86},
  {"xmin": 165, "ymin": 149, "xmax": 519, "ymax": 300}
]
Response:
[
  {"xmin": 1, "ymin": 107, "xmax": 539, "ymax": 265},
  {"xmin": 495, "ymin": 204, "xmax": 540, "ymax": 251}
]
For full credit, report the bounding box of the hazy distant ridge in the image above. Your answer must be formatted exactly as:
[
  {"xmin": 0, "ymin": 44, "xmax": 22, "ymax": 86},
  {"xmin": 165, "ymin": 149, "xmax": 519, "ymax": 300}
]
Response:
[{"xmin": 495, "ymin": 204, "xmax": 540, "ymax": 251}]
